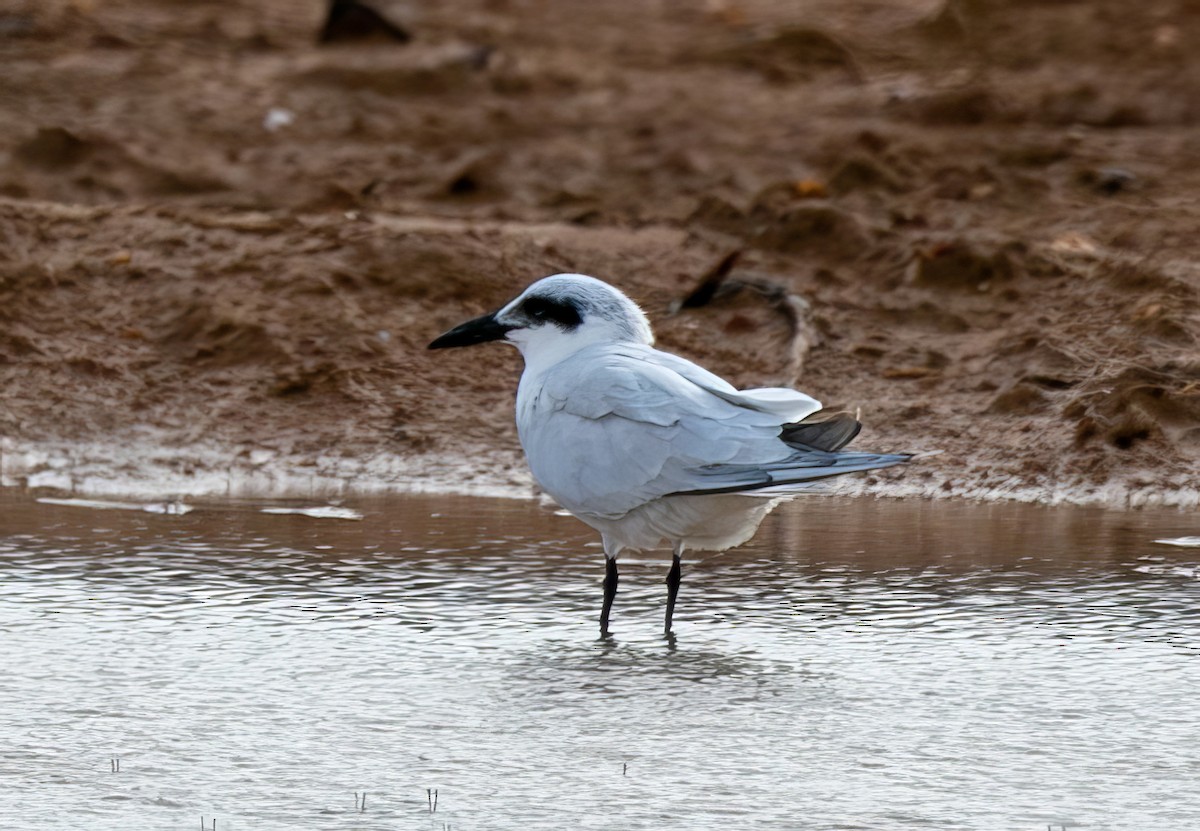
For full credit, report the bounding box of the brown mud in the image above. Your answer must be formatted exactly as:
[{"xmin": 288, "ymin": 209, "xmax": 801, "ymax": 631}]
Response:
[{"xmin": 0, "ymin": 0, "xmax": 1198, "ymax": 506}]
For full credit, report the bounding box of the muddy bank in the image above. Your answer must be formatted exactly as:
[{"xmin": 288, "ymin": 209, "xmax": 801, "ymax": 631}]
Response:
[{"xmin": 1, "ymin": 0, "xmax": 1198, "ymax": 508}]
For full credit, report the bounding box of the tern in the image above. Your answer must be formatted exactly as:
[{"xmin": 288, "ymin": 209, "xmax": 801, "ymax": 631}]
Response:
[{"xmin": 429, "ymin": 273, "xmax": 909, "ymax": 636}]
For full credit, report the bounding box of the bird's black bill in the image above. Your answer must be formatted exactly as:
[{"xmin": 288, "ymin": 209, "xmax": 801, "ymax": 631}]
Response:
[{"xmin": 428, "ymin": 312, "xmax": 513, "ymax": 350}]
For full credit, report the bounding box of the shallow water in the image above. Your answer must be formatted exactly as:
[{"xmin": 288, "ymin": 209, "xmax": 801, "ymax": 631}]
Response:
[{"xmin": 0, "ymin": 493, "xmax": 1197, "ymax": 830}]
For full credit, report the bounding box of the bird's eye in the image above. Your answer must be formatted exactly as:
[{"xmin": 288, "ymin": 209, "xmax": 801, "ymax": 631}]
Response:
[{"xmin": 521, "ymin": 296, "xmax": 583, "ymax": 329}]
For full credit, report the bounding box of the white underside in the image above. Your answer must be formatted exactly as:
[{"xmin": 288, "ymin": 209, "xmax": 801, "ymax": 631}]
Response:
[{"xmin": 577, "ymin": 492, "xmax": 789, "ymax": 557}]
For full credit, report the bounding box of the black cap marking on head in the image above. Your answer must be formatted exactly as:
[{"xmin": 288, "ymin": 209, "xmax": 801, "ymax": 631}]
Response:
[{"xmin": 521, "ymin": 296, "xmax": 583, "ymax": 330}]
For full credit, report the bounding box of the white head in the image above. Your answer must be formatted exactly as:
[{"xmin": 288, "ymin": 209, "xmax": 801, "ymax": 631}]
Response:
[{"xmin": 429, "ymin": 273, "xmax": 653, "ymax": 370}]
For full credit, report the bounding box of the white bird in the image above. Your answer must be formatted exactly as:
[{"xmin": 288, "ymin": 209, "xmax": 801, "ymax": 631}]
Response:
[{"xmin": 429, "ymin": 273, "xmax": 909, "ymax": 636}]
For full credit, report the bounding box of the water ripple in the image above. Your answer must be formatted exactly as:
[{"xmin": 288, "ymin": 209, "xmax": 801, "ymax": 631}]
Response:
[{"xmin": 0, "ymin": 494, "xmax": 1197, "ymax": 829}]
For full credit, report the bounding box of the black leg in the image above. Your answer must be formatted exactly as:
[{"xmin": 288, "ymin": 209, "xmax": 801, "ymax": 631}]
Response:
[
  {"xmin": 664, "ymin": 553, "xmax": 682, "ymax": 635},
  {"xmin": 600, "ymin": 557, "xmax": 618, "ymax": 637}
]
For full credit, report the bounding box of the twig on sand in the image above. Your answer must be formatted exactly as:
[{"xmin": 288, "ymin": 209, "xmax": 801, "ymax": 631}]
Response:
[{"xmin": 673, "ymin": 251, "xmax": 819, "ymax": 386}]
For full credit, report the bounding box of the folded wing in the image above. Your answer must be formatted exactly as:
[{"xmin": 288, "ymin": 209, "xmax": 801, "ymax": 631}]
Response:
[{"xmin": 520, "ymin": 344, "xmax": 908, "ymax": 520}]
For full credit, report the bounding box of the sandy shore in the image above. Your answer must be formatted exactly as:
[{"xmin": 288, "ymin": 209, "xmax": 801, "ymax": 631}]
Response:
[
  {"xmin": 1, "ymin": 0, "xmax": 1197, "ymax": 510},
  {"xmin": 4, "ymin": 434, "xmax": 1197, "ymax": 510}
]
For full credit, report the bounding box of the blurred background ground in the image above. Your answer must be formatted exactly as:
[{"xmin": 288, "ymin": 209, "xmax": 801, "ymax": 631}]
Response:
[{"xmin": 0, "ymin": 0, "xmax": 1197, "ymax": 504}]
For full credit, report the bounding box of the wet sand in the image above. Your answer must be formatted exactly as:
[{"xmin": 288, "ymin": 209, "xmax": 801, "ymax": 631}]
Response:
[{"xmin": 1, "ymin": 0, "xmax": 1198, "ymax": 506}]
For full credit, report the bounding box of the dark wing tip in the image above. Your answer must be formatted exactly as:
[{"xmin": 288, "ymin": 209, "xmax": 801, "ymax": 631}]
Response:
[{"xmin": 780, "ymin": 411, "xmax": 862, "ymax": 453}]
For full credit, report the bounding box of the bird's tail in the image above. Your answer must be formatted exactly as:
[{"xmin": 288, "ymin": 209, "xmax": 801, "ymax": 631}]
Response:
[
  {"xmin": 671, "ymin": 450, "xmax": 911, "ymax": 497},
  {"xmin": 768, "ymin": 451, "xmax": 907, "ymax": 482},
  {"xmin": 758, "ymin": 450, "xmax": 911, "ymax": 491}
]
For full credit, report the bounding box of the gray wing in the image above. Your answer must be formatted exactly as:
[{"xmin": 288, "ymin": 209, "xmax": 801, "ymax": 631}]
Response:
[{"xmin": 521, "ymin": 345, "xmax": 907, "ymax": 519}]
